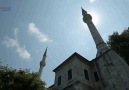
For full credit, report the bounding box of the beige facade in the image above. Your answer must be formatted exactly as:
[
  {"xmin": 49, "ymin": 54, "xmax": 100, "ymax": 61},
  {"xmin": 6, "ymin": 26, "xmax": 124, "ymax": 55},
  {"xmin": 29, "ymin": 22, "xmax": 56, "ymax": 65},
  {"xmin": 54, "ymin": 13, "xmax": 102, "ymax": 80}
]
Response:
[{"xmin": 53, "ymin": 53, "xmax": 101, "ymax": 90}]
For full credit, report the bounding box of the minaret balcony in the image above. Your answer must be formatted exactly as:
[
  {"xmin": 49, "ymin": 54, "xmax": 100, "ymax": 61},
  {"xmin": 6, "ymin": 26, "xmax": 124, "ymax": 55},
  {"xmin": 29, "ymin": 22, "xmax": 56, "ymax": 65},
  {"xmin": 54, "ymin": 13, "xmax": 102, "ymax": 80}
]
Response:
[{"xmin": 83, "ymin": 14, "xmax": 92, "ymax": 23}]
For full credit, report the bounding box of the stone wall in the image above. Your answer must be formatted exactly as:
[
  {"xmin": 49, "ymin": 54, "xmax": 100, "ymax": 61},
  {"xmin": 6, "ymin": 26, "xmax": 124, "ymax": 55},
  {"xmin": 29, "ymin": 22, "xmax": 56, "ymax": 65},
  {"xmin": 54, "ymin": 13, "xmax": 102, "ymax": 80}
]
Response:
[{"xmin": 96, "ymin": 50, "xmax": 129, "ymax": 90}]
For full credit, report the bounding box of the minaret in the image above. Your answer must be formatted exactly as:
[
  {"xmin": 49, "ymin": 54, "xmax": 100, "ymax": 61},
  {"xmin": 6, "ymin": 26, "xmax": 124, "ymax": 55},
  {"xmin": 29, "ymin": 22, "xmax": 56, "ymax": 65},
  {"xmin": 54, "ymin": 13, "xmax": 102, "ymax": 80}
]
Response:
[
  {"xmin": 39, "ymin": 48, "xmax": 47, "ymax": 78},
  {"xmin": 82, "ymin": 8, "xmax": 129, "ymax": 89},
  {"xmin": 82, "ymin": 8, "xmax": 109, "ymax": 56}
]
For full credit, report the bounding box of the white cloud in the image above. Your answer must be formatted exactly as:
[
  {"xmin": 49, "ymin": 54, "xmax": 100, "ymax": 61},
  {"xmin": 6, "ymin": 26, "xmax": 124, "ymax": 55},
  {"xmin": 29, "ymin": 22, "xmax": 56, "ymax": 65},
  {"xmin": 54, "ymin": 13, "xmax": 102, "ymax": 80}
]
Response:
[
  {"xmin": 3, "ymin": 38, "xmax": 18, "ymax": 47},
  {"xmin": 28, "ymin": 22, "xmax": 52, "ymax": 42},
  {"xmin": 16, "ymin": 45, "xmax": 30, "ymax": 60},
  {"xmin": 2, "ymin": 29, "xmax": 31, "ymax": 60},
  {"xmin": 89, "ymin": 0, "xmax": 95, "ymax": 3}
]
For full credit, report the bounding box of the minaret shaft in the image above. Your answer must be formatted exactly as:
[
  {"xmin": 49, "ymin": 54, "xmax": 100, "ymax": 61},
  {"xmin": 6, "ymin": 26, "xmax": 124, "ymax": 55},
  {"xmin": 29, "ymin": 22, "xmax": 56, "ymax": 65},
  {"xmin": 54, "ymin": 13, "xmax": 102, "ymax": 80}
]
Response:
[
  {"xmin": 86, "ymin": 19, "xmax": 105, "ymax": 44},
  {"xmin": 38, "ymin": 48, "xmax": 47, "ymax": 78},
  {"xmin": 39, "ymin": 65, "xmax": 44, "ymax": 78},
  {"xmin": 82, "ymin": 8, "xmax": 109, "ymax": 56}
]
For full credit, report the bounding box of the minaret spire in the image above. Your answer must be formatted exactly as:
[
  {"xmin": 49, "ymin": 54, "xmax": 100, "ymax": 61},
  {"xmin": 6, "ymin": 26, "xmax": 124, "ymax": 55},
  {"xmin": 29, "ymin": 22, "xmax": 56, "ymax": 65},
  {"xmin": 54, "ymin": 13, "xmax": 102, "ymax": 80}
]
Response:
[
  {"xmin": 39, "ymin": 47, "xmax": 47, "ymax": 78},
  {"xmin": 43, "ymin": 47, "xmax": 47, "ymax": 56},
  {"xmin": 82, "ymin": 8, "xmax": 109, "ymax": 56},
  {"xmin": 81, "ymin": 7, "xmax": 87, "ymax": 16}
]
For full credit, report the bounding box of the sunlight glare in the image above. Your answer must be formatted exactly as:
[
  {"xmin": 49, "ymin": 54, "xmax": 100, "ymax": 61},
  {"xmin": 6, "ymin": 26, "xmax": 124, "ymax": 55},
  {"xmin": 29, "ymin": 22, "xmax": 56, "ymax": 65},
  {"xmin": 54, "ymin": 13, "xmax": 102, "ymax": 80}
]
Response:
[{"xmin": 89, "ymin": 11, "xmax": 99, "ymax": 25}]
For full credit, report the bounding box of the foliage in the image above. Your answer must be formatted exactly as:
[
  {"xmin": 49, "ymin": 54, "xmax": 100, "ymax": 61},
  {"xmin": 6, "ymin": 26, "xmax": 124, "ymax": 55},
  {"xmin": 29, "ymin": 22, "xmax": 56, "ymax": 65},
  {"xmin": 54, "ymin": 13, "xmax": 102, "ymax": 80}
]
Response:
[
  {"xmin": 0, "ymin": 65, "xmax": 46, "ymax": 90},
  {"xmin": 107, "ymin": 28, "xmax": 129, "ymax": 65}
]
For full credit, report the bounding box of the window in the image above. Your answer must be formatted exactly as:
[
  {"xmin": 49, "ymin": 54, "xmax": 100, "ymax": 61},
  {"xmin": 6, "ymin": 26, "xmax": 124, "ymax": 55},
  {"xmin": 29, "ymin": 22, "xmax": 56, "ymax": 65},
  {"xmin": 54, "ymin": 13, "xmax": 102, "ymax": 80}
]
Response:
[
  {"xmin": 58, "ymin": 76, "xmax": 61, "ymax": 86},
  {"xmin": 94, "ymin": 72, "xmax": 99, "ymax": 81},
  {"xmin": 84, "ymin": 69, "xmax": 89, "ymax": 80},
  {"xmin": 68, "ymin": 69, "xmax": 72, "ymax": 80}
]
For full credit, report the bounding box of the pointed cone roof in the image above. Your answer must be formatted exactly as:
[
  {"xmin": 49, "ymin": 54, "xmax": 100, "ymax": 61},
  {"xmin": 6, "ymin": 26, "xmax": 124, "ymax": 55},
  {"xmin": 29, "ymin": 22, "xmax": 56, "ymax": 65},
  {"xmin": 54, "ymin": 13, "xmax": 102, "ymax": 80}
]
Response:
[
  {"xmin": 81, "ymin": 7, "xmax": 87, "ymax": 16},
  {"xmin": 43, "ymin": 47, "xmax": 47, "ymax": 56}
]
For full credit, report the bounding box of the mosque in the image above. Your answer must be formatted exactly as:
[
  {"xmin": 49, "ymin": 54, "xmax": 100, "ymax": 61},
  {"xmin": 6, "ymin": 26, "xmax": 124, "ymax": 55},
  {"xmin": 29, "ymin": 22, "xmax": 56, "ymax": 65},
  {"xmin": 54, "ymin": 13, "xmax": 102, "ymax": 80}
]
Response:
[{"xmin": 39, "ymin": 8, "xmax": 129, "ymax": 90}]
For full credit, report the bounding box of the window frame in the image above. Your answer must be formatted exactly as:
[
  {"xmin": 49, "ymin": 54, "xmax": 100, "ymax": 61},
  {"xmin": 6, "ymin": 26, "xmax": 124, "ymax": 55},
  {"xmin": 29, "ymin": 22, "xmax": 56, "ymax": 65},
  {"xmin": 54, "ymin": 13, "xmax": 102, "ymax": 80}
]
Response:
[
  {"xmin": 68, "ymin": 69, "xmax": 72, "ymax": 80},
  {"xmin": 94, "ymin": 71, "xmax": 99, "ymax": 81},
  {"xmin": 58, "ymin": 75, "xmax": 61, "ymax": 86},
  {"xmin": 84, "ymin": 69, "xmax": 89, "ymax": 80}
]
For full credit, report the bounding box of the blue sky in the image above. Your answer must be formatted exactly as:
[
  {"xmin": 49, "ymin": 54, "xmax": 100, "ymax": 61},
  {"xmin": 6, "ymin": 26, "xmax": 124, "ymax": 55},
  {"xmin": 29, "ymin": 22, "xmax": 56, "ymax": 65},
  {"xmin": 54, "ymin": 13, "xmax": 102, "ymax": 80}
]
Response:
[{"xmin": 0, "ymin": 0, "xmax": 129, "ymax": 87}]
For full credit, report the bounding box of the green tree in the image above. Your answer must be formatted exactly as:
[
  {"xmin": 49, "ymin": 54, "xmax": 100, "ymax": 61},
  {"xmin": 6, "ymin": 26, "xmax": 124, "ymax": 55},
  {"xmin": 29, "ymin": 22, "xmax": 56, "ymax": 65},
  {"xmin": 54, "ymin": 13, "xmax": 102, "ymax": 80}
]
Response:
[
  {"xmin": 0, "ymin": 65, "xmax": 46, "ymax": 90},
  {"xmin": 107, "ymin": 28, "xmax": 129, "ymax": 65}
]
